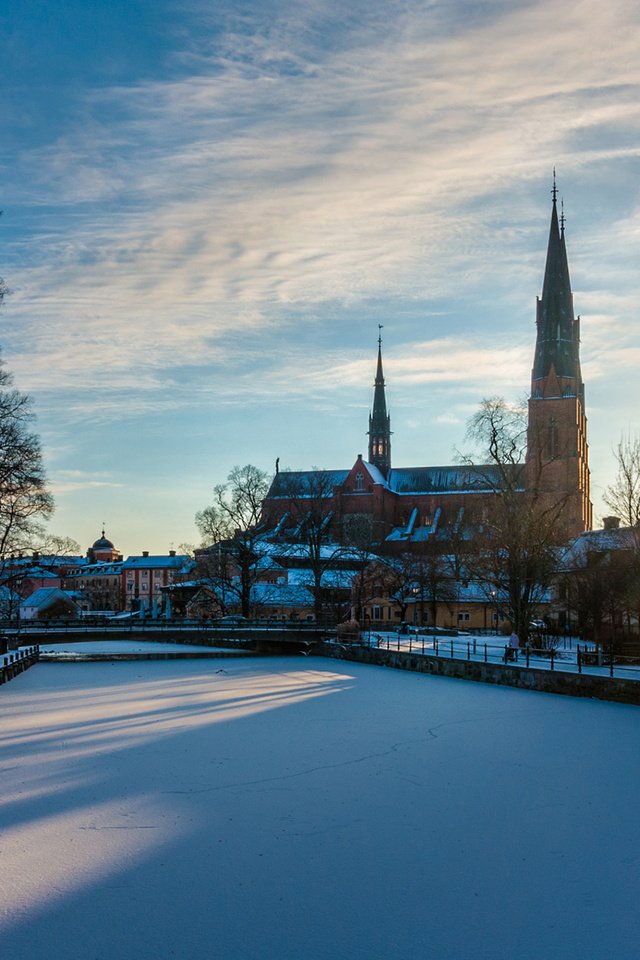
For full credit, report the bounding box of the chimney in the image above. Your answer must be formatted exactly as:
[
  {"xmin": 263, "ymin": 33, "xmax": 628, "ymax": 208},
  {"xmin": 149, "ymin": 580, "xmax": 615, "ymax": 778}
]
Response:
[
  {"xmin": 169, "ymin": 550, "xmax": 176, "ymax": 557},
  {"xmin": 142, "ymin": 550, "xmax": 149, "ymax": 558},
  {"xmin": 602, "ymin": 516, "xmax": 620, "ymax": 531}
]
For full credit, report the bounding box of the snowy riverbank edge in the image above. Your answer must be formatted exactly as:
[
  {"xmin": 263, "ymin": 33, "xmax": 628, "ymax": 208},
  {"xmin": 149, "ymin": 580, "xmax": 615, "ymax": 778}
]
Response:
[{"xmin": 322, "ymin": 641, "xmax": 640, "ymax": 706}]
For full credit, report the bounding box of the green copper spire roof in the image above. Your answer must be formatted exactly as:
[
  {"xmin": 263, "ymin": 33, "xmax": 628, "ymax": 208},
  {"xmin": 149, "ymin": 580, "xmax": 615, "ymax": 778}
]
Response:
[{"xmin": 532, "ymin": 178, "xmax": 582, "ymax": 391}]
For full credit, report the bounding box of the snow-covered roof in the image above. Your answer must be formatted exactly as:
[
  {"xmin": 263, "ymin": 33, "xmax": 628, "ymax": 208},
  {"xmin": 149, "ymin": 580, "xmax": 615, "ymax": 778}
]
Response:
[
  {"xmin": 388, "ymin": 464, "xmax": 522, "ymax": 495},
  {"xmin": 0, "ymin": 584, "xmax": 20, "ymax": 602},
  {"xmin": 361, "ymin": 460, "xmax": 387, "ymax": 485},
  {"xmin": 22, "ymin": 566, "xmax": 59, "ymax": 580},
  {"xmin": 20, "ymin": 587, "xmax": 79, "ymax": 610},
  {"xmin": 67, "ymin": 562, "xmax": 123, "ymax": 576},
  {"xmin": 254, "ymin": 540, "xmax": 360, "ymax": 563},
  {"xmin": 559, "ymin": 525, "xmax": 639, "ymax": 569},
  {"xmin": 254, "ymin": 555, "xmax": 284, "ymax": 571},
  {"xmin": 123, "ymin": 555, "xmax": 191, "ymax": 570},
  {"xmin": 265, "ymin": 462, "xmax": 523, "ymax": 501},
  {"xmin": 250, "ymin": 581, "xmax": 315, "ymax": 607},
  {"xmin": 285, "ymin": 567, "xmax": 358, "ymax": 589},
  {"xmin": 266, "ymin": 470, "xmax": 350, "ymax": 498}
]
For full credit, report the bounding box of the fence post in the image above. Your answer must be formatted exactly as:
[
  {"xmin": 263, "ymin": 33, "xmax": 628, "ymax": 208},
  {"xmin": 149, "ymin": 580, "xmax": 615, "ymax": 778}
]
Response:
[
  {"xmin": 577, "ymin": 645, "xmax": 582, "ymax": 674},
  {"xmin": 467, "ymin": 641, "xmax": 470, "ymax": 661},
  {"xmin": 484, "ymin": 642, "xmax": 487, "ymax": 663},
  {"xmin": 526, "ymin": 646, "xmax": 530, "ymax": 668},
  {"xmin": 610, "ymin": 647, "xmax": 614, "ymax": 678},
  {"xmin": 409, "ymin": 634, "xmax": 413, "ymax": 652},
  {"xmin": 450, "ymin": 639, "xmax": 454, "ymax": 658},
  {"xmin": 473, "ymin": 639, "xmax": 477, "ymax": 656},
  {"xmin": 422, "ymin": 635, "xmax": 425, "ymax": 654},
  {"xmin": 435, "ymin": 638, "xmax": 439, "ymax": 656},
  {"xmin": 550, "ymin": 649, "xmax": 555, "ymax": 671}
]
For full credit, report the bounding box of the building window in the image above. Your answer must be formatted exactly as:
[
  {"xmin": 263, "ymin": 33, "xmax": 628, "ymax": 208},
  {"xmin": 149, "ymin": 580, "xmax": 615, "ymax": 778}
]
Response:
[
  {"xmin": 356, "ymin": 472, "xmax": 364, "ymax": 491},
  {"xmin": 457, "ymin": 612, "xmax": 470, "ymax": 622}
]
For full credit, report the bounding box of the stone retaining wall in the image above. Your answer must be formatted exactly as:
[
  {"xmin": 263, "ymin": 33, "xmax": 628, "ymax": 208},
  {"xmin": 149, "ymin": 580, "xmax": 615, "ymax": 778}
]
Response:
[{"xmin": 321, "ymin": 643, "xmax": 640, "ymax": 706}]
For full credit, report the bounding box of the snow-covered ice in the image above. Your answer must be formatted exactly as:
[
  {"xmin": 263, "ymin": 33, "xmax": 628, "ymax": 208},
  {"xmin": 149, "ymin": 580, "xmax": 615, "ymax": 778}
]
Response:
[
  {"xmin": 36, "ymin": 639, "xmax": 238, "ymax": 656},
  {"xmin": 1, "ymin": 656, "xmax": 639, "ymax": 959}
]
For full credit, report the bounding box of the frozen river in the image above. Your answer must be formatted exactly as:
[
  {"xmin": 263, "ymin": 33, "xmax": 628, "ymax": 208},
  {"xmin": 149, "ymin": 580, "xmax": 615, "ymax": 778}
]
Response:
[{"xmin": 1, "ymin": 656, "xmax": 638, "ymax": 959}]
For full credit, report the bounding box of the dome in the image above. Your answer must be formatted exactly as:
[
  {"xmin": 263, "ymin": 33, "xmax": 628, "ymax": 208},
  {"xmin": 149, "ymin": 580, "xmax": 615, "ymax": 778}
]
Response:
[{"xmin": 92, "ymin": 530, "xmax": 114, "ymax": 551}]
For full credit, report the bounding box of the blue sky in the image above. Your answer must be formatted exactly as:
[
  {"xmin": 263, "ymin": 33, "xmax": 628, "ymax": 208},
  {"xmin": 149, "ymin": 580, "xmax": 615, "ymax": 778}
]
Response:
[{"xmin": 2, "ymin": 0, "xmax": 639, "ymax": 555}]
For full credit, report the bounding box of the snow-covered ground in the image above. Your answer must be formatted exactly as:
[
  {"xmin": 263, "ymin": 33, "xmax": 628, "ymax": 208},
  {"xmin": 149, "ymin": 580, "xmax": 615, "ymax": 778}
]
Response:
[{"xmin": 1, "ymin": 656, "xmax": 639, "ymax": 960}]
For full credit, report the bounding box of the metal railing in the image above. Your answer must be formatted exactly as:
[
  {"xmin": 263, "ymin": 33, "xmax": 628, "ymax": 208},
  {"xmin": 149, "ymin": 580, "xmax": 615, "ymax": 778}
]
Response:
[
  {"xmin": 329, "ymin": 631, "xmax": 640, "ymax": 682},
  {"xmin": 0, "ymin": 616, "xmax": 336, "ymax": 635},
  {"xmin": 0, "ymin": 645, "xmax": 40, "ymax": 685}
]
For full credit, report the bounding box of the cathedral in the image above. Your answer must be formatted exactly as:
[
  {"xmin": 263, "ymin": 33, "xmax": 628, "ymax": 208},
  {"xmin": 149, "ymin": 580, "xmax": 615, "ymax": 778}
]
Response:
[{"xmin": 261, "ymin": 182, "xmax": 592, "ymax": 548}]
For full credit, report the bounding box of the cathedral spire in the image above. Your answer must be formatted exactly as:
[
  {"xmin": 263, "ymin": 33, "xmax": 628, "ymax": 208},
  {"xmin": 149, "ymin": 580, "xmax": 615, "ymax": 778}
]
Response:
[
  {"xmin": 527, "ymin": 177, "xmax": 592, "ymax": 536},
  {"xmin": 532, "ymin": 175, "xmax": 582, "ymax": 396},
  {"xmin": 368, "ymin": 328, "xmax": 392, "ymax": 478}
]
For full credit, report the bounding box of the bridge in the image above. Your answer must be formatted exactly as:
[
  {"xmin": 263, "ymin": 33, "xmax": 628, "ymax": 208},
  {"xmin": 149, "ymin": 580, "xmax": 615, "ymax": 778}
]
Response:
[{"xmin": 2, "ymin": 619, "xmax": 332, "ymax": 653}]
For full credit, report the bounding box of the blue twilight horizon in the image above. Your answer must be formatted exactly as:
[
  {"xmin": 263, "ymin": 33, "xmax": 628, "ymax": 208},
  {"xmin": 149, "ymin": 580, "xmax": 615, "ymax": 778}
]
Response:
[{"xmin": 2, "ymin": 0, "xmax": 639, "ymax": 555}]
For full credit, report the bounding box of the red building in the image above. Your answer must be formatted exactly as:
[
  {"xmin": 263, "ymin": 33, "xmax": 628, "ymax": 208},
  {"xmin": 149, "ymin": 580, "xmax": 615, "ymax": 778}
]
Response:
[{"xmin": 261, "ymin": 184, "xmax": 592, "ymax": 549}]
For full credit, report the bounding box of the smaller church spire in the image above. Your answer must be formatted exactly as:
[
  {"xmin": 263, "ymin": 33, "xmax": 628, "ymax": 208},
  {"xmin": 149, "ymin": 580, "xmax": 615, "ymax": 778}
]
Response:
[{"xmin": 368, "ymin": 330, "xmax": 392, "ymax": 478}]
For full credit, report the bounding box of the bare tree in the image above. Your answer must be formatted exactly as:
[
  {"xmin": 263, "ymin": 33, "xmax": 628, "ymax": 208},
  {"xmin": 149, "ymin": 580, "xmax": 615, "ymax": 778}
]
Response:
[
  {"xmin": 36, "ymin": 533, "xmax": 81, "ymax": 557},
  {"xmin": 0, "ymin": 352, "xmax": 54, "ymax": 583},
  {"xmin": 460, "ymin": 397, "xmax": 567, "ymax": 645},
  {"xmin": 405, "ymin": 546, "xmax": 459, "ymax": 627},
  {"xmin": 603, "ymin": 435, "xmax": 640, "ymax": 528},
  {"xmin": 195, "ymin": 464, "xmax": 271, "ymax": 618},
  {"xmin": 274, "ymin": 470, "xmax": 350, "ymax": 622}
]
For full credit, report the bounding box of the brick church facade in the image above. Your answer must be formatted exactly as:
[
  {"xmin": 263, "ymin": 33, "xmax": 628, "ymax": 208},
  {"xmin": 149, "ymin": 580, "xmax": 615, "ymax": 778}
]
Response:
[{"xmin": 261, "ymin": 184, "xmax": 592, "ymax": 548}]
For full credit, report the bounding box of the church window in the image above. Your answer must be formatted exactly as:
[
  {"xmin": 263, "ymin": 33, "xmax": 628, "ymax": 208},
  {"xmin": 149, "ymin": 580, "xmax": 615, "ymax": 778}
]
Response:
[{"xmin": 355, "ymin": 472, "xmax": 364, "ymax": 491}]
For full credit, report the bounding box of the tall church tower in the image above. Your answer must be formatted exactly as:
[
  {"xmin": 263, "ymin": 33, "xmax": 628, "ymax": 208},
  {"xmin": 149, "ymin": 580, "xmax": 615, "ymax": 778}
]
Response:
[
  {"xmin": 527, "ymin": 177, "xmax": 592, "ymax": 536},
  {"xmin": 368, "ymin": 332, "xmax": 392, "ymax": 478}
]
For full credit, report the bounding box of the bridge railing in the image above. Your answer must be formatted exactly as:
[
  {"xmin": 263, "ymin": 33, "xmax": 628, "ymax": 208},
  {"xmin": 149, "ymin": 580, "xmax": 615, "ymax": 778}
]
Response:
[
  {"xmin": 0, "ymin": 616, "xmax": 337, "ymax": 635},
  {"xmin": 0, "ymin": 645, "xmax": 40, "ymax": 686}
]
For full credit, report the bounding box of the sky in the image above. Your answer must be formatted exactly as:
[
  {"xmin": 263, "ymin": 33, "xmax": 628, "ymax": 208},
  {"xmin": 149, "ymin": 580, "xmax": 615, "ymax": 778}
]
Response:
[{"xmin": 2, "ymin": 0, "xmax": 639, "ymax": 556}]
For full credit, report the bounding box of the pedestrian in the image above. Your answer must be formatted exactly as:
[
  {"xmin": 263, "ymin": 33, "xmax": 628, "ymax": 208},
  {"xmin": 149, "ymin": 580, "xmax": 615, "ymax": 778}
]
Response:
[{"xmin": 508, "ymin": 631, "xmax": 519, "ymax": 662}]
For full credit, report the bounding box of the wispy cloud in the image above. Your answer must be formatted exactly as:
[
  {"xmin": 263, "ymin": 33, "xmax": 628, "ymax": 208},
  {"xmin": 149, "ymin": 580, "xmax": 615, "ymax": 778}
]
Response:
[
  {"xmin": 49, "ymin": 470, "xmax": 125, "ymax": 495},
  {"xmin": 3, "ymin": 0, "xmax": 640, "ymax": 549}
]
